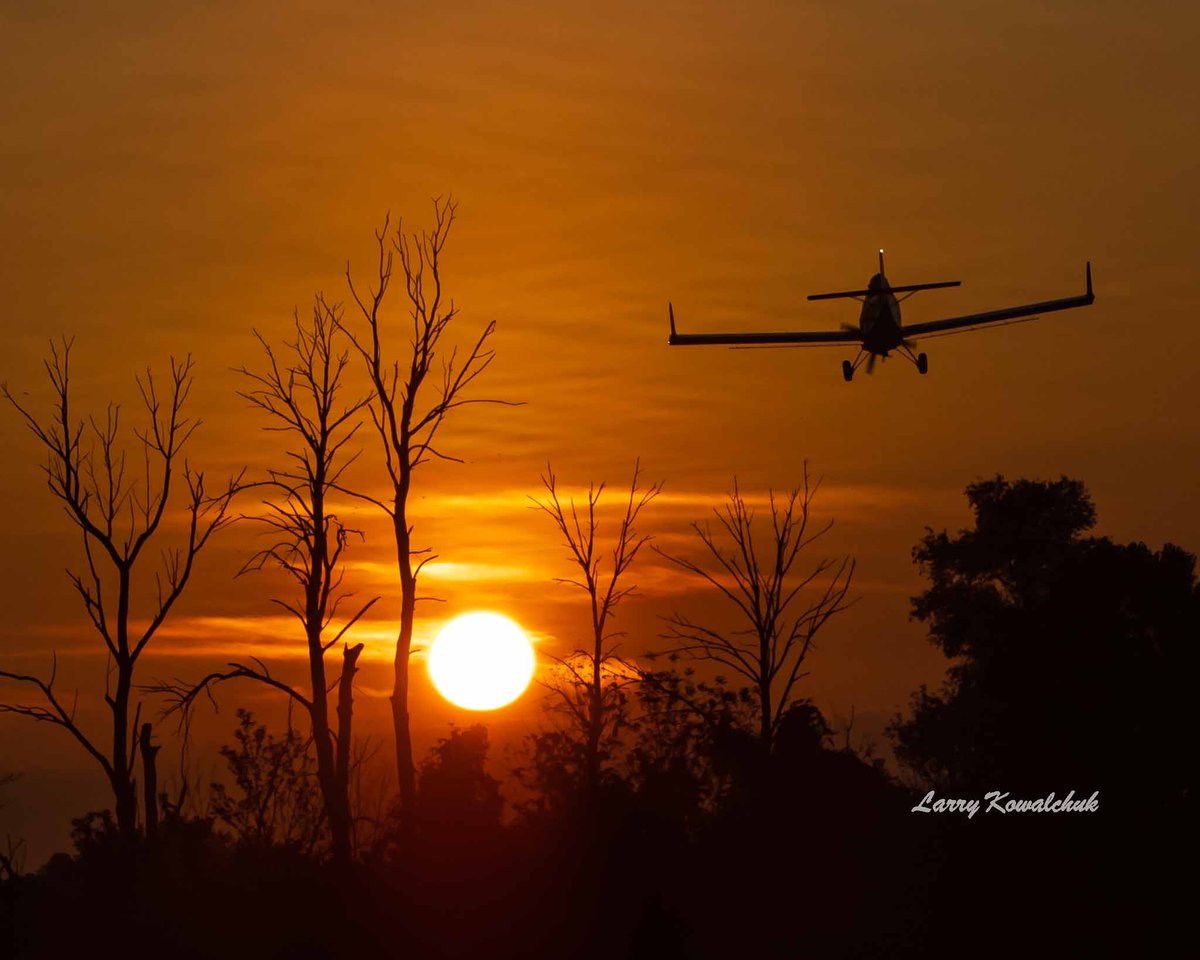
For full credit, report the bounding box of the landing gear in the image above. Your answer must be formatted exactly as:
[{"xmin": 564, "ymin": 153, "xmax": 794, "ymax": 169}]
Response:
[
  {"xmin": 842, "ymin": 349, "xmax": 868, "ymax": 381},
  {"xmin": 899, "ymin": 343, "xmax": 929, "ymax": 375}
]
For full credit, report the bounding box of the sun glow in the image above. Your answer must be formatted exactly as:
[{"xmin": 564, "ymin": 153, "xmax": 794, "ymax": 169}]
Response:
[{"xmin": 427, "ymin": 612, "xmax": 535, "ymax": 710}]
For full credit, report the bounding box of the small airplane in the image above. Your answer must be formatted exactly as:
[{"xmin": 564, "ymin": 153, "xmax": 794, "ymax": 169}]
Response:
[{"xmin": 667, "ymin": 251, "xmax": 1094, "ymax": 381}]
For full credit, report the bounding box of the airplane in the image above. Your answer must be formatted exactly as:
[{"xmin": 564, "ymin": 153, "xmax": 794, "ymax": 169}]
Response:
[{"xmin": 667, "ymin": 251, "xmax": 1094, "ymax": 381}]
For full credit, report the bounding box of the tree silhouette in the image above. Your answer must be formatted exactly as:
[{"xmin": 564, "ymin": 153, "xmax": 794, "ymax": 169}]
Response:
[
  {"xmin": 155, "ymin": 306, "xmax": 374, "ymax": 868},
  {"xmin": 890, "ymin": 475, "xmax": 1198, "ymax": 808},
  {"xmin": 1, "ymin": 341, "xmax": 239, "ymax": 840},
  {"xmin": 416, "ymin": 724, "xmax": 503, "ymax": 837},
  {"xmin": 625, "ymin": 668, "xmax": 759, "ymax": 825},
  {"xmin": 208, "ymin": 708, "xmax": 325, "ymax": 854},
  {"xmin": 655, "ymin": 469, "xmax": 855, "ymax": 752},
  {"xmin": 524, "ymin": 462, "xmax": 661, "ymax": 808},
  {"xmin": 342, "ymin": 198, "xmax": 510, "ymax": 814}
]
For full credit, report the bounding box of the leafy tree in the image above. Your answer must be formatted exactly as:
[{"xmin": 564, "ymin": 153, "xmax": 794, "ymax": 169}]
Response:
[
  {"xmin": 626, "ymin": 669, "xmax": 759, "ymax": 825},
  {"xmin": 416, "ymin": 724, "xmax": 503, "ymax": 836},
  {"xmin": 208, "ymin": 708, "xmax": 324, "ymax": 854},
  {"xmin": 890, "ymin": 475, "xmax": 1198, "ymax": 809}
]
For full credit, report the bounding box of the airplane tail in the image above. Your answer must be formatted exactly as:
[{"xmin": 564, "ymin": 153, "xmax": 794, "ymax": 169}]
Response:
[
  {"xmin": 808, "ymin": 249, "xmax": 961, "ymax": 300},
  {"xmin": 809, "ymin": 279, "xmax": 961, "ymax": 301}
]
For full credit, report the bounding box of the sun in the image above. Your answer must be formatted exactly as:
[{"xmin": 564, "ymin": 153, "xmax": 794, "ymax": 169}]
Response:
[{"xmin": 427, "ymin": 611, "xmax": 535, "ymax": 710}]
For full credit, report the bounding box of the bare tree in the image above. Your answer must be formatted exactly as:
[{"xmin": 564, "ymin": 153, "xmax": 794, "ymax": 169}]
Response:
[
  {"xmin": 655, "ymin": 469, "xmax": 855, "ymax": 752},
  {"xmin": 529, "ymin": 461, "xmax": 661, "ymax": 799},
  {"xmin": 342, "ymin": 198, "xmax": 510, "ymax": 812},
  {"xmin": 0, "ymin": 340, "xmax": 239, "ymax": 840},
  {"xmin": 154, "ymin": 303, "xmax": 374, "ymax": 868}
]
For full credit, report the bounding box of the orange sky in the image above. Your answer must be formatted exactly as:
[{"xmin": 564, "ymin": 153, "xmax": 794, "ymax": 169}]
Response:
[{"xmin": 2, "ymin": 1, "xmax": 1199, "ymax": 864}]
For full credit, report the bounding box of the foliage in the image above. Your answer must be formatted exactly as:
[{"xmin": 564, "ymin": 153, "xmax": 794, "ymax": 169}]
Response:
[
  {"xmin": 416, "ymin": 724, "xmax": 503, "ymax": 835},
  {"xmin": 890, "ymin": 475, "xmax": 1199, "ymax": 808},
  {"xmin": 208, "ymin": 709, "xmax": 325, "ymax": 854},
  {"xmin": 514, "ymin": 692, "xmax": 636, "ymax": 819},
  {"xmin": 625, "ymin": 669, "xmax": 759, "ymax": 823}
]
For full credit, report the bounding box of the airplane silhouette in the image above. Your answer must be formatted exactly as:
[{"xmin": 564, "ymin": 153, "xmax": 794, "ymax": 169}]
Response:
[{"xmin": 668, "ymin": 252, "xmax": 1094, "ymax": 380}]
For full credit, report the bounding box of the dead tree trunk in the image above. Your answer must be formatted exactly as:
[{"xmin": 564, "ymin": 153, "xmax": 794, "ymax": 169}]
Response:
[
  {"xmin": 390, "ymin": 504, "xmax": 418, "ymax": 810},
  {"xmin": 229, "ymin": 304, "xmax": 374, "ymax": 869},
  {"xmin": 157, "ymin": 304, "xmax": 375, "ymax": 870},
  {"xmin": 344, "ymin": 198, "xmax": 510, "ymax": 814},
  {"xmin": 336, "ymin": 642, "xmax": 365, "ymax": 855},
  {"xmin": 139, "ymin": 723, "xmax": 160, "ymax": 841}
]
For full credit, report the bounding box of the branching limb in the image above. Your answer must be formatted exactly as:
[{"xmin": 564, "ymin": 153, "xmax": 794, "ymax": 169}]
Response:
[
  {"xmin": 148, "ymin": 659, "xmax": 313, "ymax": 729},
  {"xmin": 653, "ymin": 464, "xmax": 856, "ymax": 746},
  {"xmin": 0, "ymin": 662, "xmax": 113, "ymax": 777}
]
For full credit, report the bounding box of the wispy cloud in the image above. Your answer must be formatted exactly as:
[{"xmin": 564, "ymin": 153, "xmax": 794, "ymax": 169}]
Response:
[
  {"xmin": 393, "ymin": 482, "xmax": 941, "ymax": 523},
  {"xmin": 344, "ymin": 558, "xmax": 546, "ymax": 585}
]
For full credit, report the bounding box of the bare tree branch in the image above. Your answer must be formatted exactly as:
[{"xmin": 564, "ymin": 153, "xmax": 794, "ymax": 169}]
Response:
[
  {"xmin": 341, "ymin": 197, "xmax": 518, "ymax": 812},
  {"xmin": 654, "ymin": 465, "xmax": 856, "ymax": 749},
  {"xmin": 529, "ymin": 460, "xmax": 662, "ymax": 795},
  {"xmin": 0, "ymin": 660, "xmax": 113, "ymax": 777},
  {"xmin": 169, "ymin": 299, "xmax": 377, "ymax": 868},
  {"xmin": 1, "ymin": 340, "xmax": 241, "ymax": 839}
]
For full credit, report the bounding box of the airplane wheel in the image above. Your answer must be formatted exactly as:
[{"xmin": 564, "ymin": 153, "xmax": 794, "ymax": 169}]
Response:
[
  {"xmin": 842, "ymin": 360, "xmax": 854, "ymax": 382},
  {"xmin": 917, "ymin": 353, "xmax": 928, "ymax": 375}
]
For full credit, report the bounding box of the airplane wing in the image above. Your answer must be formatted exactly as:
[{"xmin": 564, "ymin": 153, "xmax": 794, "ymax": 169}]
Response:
[
  {"xmin": 667, "ymin": 303, "xmax": 859, "ymax": 347},
  {"xmin": 902, "ymin": 263, "xmax": 1093, "ymax": 340}
]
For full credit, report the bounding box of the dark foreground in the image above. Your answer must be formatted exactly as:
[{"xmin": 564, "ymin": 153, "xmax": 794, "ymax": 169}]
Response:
[{"xmin": 1, "ymin": 779, "xmax": 1184, "ymax": 960}]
